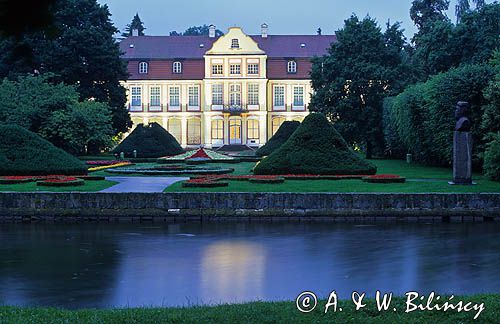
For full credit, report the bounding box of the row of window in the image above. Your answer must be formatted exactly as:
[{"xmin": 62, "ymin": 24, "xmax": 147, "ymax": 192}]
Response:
[
  {"xmin": 131, "ymin": 86, "xmax": 199, "ymax": 108},
  {"xmin": 131, "ymin": 84, "xmax": 305, "ymax": 109},
  {"xmin": 138, "ymin": 60, "xmax": 298, "ymax": 75}
]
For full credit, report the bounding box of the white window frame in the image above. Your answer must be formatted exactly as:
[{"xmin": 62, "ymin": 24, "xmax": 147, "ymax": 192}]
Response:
[
  {"xmin": 229, "ymin": 84, "xmax": 241, "ymax": 107},
  {"xmin": 212, "ymin": 64, "xmax": 224, "ymax": 76},
  {"xmin": 139, "ymin": 62, "xmax": 148, "ymax": 74},
  {"xmin": 211, "ymin": 83, "xmax": 224, "ymax": 109},
  {"xmin": 130, "ymin": 86, "xmax": 142, "ymax": 111},
  {"xmin": 287, "ymin": 60, "xmax": 297, "ymax": 73},
  {"xmin": 247, "ymin": 63, "xmax": 259, "ymax": 75},
  {"xmin": 247, "ymin": 84, "xmax": 259, "ymax": 108},
  {"xmin": 230, "ymin": 64, "xmax": 241, "ymax": 75},
  {"xmin": 247, "ymin": 119, "xmax": 260, "ymax": 140},
  {"xmin": 273, "ymin": 85, "xmax": 285, "ymax": 110},
  {"xmin": 292, "ymin": 86, "xmax": 305, "ymax": 110},
  {"xmin": 169, "ymin": 86, "xmax": 181, "ymax": 111},
  {"xmin": 231, "ymin": 38, "xmax": 240, "ymax": 49},
  {"xmin": 173, "ymin": 61, "xmax": 182, "ymax": 74},
  {"xmin": 187, "ymin": 118, "xmax": 202, "ymax": 145},
  {"xmin": 211, "ymin": 118, "xmax": 224, "ymax": 143},
  {"xmin": 149, "ymin": 86, "xmax": 161, "ymax": 111},
  {"xmin": 188, "ymin": 85, "xmax": 200, "ymax": 111}
]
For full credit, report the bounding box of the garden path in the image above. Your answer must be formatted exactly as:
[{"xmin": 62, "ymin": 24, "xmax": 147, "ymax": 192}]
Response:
[{"xmin": 101, "ymin": 177, "xmax": 188, "ymax": 193}]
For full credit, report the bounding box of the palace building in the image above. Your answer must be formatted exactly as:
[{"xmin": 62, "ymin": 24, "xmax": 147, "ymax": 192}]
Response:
[{"xmin": 120, "ymin": 24, "xmax": 336, "ymax": 148}]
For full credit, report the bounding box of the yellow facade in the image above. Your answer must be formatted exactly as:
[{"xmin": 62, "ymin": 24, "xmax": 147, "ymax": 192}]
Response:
[{"xmin": 122, "ymin": 27, "xmax": 310, "ymax": 148}]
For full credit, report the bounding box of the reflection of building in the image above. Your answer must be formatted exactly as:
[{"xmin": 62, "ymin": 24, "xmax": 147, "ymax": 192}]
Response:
[{"xmin": 120, "ymin": 24, "xmax": 336, "ymax": 148}]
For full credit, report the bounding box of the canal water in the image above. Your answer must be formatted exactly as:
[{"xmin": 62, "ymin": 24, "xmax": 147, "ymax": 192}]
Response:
[{"xmin": 0, "ymin": 222, "xmax": 499, "ymax": 309}]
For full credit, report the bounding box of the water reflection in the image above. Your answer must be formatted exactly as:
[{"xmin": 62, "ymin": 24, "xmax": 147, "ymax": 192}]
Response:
[{"xmin": 0, "ymin": 222, "xmax": 499, "ymax": 308}]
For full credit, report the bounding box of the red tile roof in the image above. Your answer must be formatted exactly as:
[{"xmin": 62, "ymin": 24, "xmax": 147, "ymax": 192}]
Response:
[{"xmin": 120, "ymin": 34, "xmax": 336, "ymax": 60}]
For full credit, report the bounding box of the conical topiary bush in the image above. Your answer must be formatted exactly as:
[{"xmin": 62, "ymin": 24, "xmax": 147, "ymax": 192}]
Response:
[
  {"xmin": 0, "ymin": 125, "xmax": 88, "ymax": 176},
  {"xmin": 253, "ymin": 113, "xmax": 377, "ymax": 175},
  {"xmin": 256, "ymin": 121, "xmax": 300, "ymax": 157},
  {"xmin": 113, "ymin": 123, "xmax": 184, "ymax": 158}
]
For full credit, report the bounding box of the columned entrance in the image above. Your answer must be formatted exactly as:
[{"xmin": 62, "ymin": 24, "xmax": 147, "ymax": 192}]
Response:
[{"xmin": 229, "ymin": 118, "xmax": 242, "ymax": 144}]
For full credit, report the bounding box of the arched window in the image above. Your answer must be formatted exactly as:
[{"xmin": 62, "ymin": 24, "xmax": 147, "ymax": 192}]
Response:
[
  {"xmin": 187, "ymin": 118, "xmax": 201, "ymax": 145},
  {"xmin": 287, "ymin": 60, "xmax": 297, "ymax": 73},
  {"xmin": 167, "ymin": 118, "xmax": 182, "ymax": 143},
  {"xmin": 272, "ymin": 117, "xmax": 286, "ymax": 135},
  {"xmin": 139, "ymin": 62, "xmax": 148, "ymax": 74},
  {"xmin": 173, "ymin": 61, "xmax": 182, "ymax": 74}
]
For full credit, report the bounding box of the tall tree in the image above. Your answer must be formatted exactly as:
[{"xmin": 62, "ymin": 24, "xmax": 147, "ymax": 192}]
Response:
[
  {"xmin": 473, "ymin": 0, "xmax": 486, "ymax": 9},
  {"xmin": 310, "ymin": 16, "xmax": 408, "ymax": 158},
  {"xmin": 410, "ymin": 0, "xmax": 450, "ymax": 34},
  {"xmin": 122, "ymin": 13, "xmax": 146, "ymax": 37},
  {"xmin": 0, "ymin": 0, "xmax": 56, "ymax": 36},
  {"xmin": 455, "ymin": 0, "xmax": 471, "ymax": 23},
  {"xmin": 169, "ymin": 24, "xmax": 224, "ymax": 36}
]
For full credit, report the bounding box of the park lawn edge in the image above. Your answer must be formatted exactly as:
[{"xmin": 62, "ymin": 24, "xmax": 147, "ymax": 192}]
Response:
[{"xmin": 0, "ymin": 294, "xmax": 497, "ymax": 323}]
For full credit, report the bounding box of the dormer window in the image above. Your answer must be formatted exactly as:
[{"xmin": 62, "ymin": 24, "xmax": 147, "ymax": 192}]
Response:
[
  {"xmin": 173, "ymin": 61, "xmax": 182, "ymax": 74},
  {"xmin": 287, "ymin": 60, "xmax": 297, "ymax": 74},
  {"xmin": 231, "ymin": 38, "xmax": 240, "ymax": 49},
  {"xmin": 139, "ymin": 62, "xmax": 148, "ymax": 74}
]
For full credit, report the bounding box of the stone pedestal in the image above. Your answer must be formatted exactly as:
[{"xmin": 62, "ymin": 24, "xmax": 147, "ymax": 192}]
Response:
[{"xmin": 450, "ymin": 131, "xmax": 473, "ymax": 185}]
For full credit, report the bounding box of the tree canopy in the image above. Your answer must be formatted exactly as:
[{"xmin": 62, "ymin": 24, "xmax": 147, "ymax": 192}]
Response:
[
  {"xmin": 310, "ymin": 15, "xmax": 410, "ymax": 158},
  {"xmin": 0, "ymin": 0, "xmax": 130, "ymax": 137},
  {"xmin": 170, "ymin": 24, "xmax": 224, "ymax": 36},
  {"xmin": 122, "ymin": 13, "xmax": 146, "ymax": 37}
]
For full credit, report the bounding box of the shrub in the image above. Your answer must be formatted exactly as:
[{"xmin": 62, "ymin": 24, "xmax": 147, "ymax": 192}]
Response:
[
  {"xmin": 0, "ymin": 125, "xmax": 88, "ymax": 176},
  {"xmin": 113, "ymin": 123, "xmax": 183, "ymax": 158},
  {"xmin": 362, "ymin": 175, "xmax": 406, "ymax": 183},
  {"xmin": 484, "ymin": 135, "xmax": 500, "ymax": 181},
  {"xmin": 253, "ymin": 113, "xmax": 377, "ymax": 175},
  {"xmin": 387, "ymin": 64, "xmax": 495, "ymax": 166},
  {"xmin": 255, "ymin": 121, "xmax": 300, "ymax": 157}
]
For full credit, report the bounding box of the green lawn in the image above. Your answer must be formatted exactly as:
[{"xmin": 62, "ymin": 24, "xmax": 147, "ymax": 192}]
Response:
[
  {"xmin": 165, "ymin": 159, "xmax": 500, "ymax": 193},
  {"xmin": 0, "ymin": 180, "xmax": 118, "ymax": 192},
  {"xmin": 0, "ymin": 295, "xmax": 496, "ymax": 323}
]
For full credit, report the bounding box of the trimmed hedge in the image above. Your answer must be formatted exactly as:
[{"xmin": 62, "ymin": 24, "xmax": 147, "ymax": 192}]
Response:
[
  {"xmin": 254, "ymin": 113, "xmax": 377, "ymax": 175},
  {"xmin": 113, "ymin": 123, "xmax": 183, "ymax": 158},
  {"xmin": 256, "ymin": 121, "xmax": 300, "ymax": 157},
  {"xmin": 0, "ymin": 125, "xmax": 88, "ymax": 176}
]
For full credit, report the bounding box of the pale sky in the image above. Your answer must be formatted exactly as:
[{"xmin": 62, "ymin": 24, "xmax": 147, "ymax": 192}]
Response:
[{"xmin": 96, "ymin": 0, "xmax": 489, "ymax": 39}]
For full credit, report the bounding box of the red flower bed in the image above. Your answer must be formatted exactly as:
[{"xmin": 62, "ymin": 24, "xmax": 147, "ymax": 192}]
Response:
[
  {"xmin": 37, "ymin": 176, "xmax": 85, "ymax": 187},
  {"xmin": 362, "ymin": 174, "xmax": 406, "ymax": 183},
  {"xmin": 189, "ymin": 149, "xmax": 210, "ymax": 159}
]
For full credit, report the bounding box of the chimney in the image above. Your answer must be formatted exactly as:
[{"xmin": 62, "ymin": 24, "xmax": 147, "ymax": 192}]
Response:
[
  {"xmin": 209, "ymin": 24, "xmax": 216, "ymax": 38},
  {"xmin": 261, "ymin": 23, "xmax": 268, "ymax": 38},
  {"xmin": 132, "ymin": 28, "xmax": 139, "ymax": 37}
]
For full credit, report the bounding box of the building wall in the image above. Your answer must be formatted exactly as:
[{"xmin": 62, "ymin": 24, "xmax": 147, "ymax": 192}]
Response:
[{"xmin": 122, "ymin": 28, "xmax": 311, "ymax": 149}]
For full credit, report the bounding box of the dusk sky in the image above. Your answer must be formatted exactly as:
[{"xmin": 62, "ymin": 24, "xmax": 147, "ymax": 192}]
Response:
[{"xmin": 96, "ymin": 0, "xmax": 485, "ymax": 39}]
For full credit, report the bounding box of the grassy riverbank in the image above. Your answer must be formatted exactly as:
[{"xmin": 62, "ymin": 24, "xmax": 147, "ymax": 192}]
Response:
[{"xmin": 0, "ymin": 295, "xmax": 497, "ymax": 323}]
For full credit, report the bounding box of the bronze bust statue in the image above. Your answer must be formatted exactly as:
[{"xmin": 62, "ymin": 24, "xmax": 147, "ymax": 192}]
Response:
[{"xmin": 455, "ymin": 101, "xmax": 471, "ymax": 132}]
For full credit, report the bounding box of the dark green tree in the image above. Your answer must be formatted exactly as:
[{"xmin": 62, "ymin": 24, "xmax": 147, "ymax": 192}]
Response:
[
  {"xmin": 473, "ymin": 0, "xmax": 486, "ymax": 9},
  {"xmin": 170, "ymin": 24, "xmax": 224, "ymax": 36},
  {"xmin": 122, "ymin": 13, "xmax": 146, "ymax": 37},
  {"xmin": 0, "ymin": 0, "xmax": 56, "ymax": 36},
  {"xmin": 410, "ymin": 0, "xmax": 450, "ymax": 33},
  {"xmin": 0, "ymin": 0, "xmax": 130, "ymax": 138},
  {"xmin": 310, "ymin": 15, "xmax": 408, "ymax": 158},
  {"xmin": 455, "ymin": 0, "xmax": 471, "ymax": 23}
]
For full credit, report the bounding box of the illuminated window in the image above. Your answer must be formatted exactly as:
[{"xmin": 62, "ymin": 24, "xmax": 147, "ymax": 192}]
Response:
[
  {"xmin": 187, "ymin": 118, "xmax": 201, "ymax": 145},
  {"xmin": 211, "ymin": 119, "xmax": 224, "ymax": 140},
  {"xmin": 247, "ymin": 63, "xmax": 259, "ymax": 75},
  {"xmin": 247, "ymin": 119, "xmax": 260, "ymax": 139},
  {"xmin": 212, "ymin": 84, "xmax": 223, "ymax": 106},
  {"xmin": 247, "ymin": 84, "xmax": 259, "ymax": 106},
  {"xmin": 287, "ymin": 60, "xmax": 297, "ymax": 73},
  {"xmin": 173, "ymin": 61, "xmax": 182, "ymax": 74},
  {"xmin": 139, "ymin": 62, "xmax": 148, "ymax": 74},
  {"xmin": 168, "ymin": 119, "xmax": 182, "ymax": 143},
  {"xmin": 212, "ymin": 64, "xmax": 223, "ymax": 75},
  {"xmin": 272, "ymin": 117, "xmax": 286, "ymax": 135}
]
